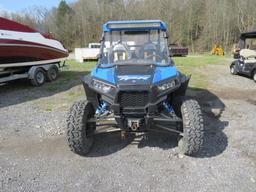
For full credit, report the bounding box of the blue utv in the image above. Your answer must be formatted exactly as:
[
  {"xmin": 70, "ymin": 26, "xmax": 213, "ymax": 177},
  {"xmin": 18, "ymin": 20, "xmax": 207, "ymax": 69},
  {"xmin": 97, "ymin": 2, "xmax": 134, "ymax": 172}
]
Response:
[{"xmin": 67, "ymin": 20, "xmax": 204, "ymax": 156}]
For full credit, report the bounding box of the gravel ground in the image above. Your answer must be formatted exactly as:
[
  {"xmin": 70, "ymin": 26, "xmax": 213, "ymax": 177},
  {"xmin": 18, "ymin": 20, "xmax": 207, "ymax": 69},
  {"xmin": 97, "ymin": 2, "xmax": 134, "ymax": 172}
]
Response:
[{"xmin": 0, "ymin": 62, "xmax": 256, "ymax": 192}]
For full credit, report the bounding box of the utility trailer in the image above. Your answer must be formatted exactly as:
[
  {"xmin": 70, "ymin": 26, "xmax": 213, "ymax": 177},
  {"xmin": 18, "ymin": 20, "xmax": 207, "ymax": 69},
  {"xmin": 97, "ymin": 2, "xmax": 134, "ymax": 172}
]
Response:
[
  {"xmin": 169, "ymin": 44, "xmax": 188, "ymax": 57},
  {"xmin": 0, "ymin": 59, "xmax": 65, "ymax": 86}
]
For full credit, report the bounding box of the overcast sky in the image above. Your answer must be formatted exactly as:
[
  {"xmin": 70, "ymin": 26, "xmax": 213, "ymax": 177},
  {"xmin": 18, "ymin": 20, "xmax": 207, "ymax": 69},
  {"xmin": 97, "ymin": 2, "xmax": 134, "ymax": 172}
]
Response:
[{"xmin": 0, "ymin": 0, "xmax": 75, "ymax": 12}]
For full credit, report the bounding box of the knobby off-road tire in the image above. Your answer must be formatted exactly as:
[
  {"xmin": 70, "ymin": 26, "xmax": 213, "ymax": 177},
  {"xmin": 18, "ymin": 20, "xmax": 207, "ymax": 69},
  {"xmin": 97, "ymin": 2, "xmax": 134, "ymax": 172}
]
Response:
[
  {"xmin": 178, "ymin": 99, "xmax": 204, "ymax": 156},
  {"xmin": 67, "ymin": 100, "xmax": 96, "ymax": 156}
]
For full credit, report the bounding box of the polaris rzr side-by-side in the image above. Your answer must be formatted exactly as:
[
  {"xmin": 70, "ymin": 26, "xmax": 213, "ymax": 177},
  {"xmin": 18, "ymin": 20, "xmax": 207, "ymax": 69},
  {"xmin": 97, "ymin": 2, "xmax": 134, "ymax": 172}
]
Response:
[{"xmin": 67, "ymin": 20, "xmax": 204, "ymax": 156}]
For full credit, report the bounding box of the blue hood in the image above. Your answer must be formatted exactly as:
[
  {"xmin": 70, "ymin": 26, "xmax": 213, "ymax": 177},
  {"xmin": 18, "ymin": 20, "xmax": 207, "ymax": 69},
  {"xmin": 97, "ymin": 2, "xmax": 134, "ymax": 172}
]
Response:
[{"xmin": 91, "ymin": 65, "xmax": 177, "ymax": 85}]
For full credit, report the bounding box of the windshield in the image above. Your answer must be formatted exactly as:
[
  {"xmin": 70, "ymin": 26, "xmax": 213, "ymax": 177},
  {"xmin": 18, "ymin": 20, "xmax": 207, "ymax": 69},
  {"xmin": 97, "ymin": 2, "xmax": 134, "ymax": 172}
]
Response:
[
  {"xmin": 98, "ymin": 30, "xmax": 170, "ymax": 66},
  {"xmin": 245, "ymin": 38, "xmax": 256, "ymax": 50}
]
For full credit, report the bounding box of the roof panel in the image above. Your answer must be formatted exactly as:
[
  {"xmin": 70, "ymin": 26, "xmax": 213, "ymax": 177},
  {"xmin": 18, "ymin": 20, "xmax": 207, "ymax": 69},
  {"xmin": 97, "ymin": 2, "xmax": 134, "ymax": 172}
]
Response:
[{"xmin": 240, "ymin": 31, "xmax": 256, "ymax": 39}]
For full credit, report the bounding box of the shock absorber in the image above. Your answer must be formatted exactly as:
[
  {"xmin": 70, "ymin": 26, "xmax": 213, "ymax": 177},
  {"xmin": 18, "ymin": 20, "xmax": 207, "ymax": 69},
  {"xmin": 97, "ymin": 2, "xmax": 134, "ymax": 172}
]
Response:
[
  {"xmin": 162, "ymin": 100, "xmax": 175, "ymax": 113},
  {"xmin": 96, "ymin": 101, "xmax": 109, "ymax": 116}
]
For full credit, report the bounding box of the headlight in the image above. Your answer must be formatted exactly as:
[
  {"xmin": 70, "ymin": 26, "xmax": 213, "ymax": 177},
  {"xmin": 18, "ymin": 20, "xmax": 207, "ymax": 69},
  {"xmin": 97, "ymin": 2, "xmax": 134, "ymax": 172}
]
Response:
[
  {"xmin": 92, "ymin": 80, "xmax": 114, "ymax": 93},
  {"xmin": 157, "ymin": 80, "xmax": 176, "ymax": 91}
]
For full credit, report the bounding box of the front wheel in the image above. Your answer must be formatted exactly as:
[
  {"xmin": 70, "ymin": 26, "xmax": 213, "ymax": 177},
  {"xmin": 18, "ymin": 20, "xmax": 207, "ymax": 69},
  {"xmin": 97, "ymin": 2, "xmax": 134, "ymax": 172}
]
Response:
[
  {"xmin": 67, "ymin": 100, "xmax": 96, "ymax": 156},
  {"xmin": 230, "ymin": 64, "xmax": 237, "ymax": 75},
  {"xmin": 178, "ymin": 99, "xmax": 204, "ymax": 156},
  {"xmin": 252, "ymin": 70, "xmax": 256, "ymax": 82}
]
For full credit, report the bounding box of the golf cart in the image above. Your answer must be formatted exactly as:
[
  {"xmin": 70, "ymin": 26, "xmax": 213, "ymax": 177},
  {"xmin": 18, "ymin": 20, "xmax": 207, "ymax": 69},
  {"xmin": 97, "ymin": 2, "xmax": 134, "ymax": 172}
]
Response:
[
  {"xmin": 67, "ymin": 20, "xmax": 204, "ymax": 156},
  {"xmin": 231, "ymin": 31, "xmax": 256, "ymax": 82}
]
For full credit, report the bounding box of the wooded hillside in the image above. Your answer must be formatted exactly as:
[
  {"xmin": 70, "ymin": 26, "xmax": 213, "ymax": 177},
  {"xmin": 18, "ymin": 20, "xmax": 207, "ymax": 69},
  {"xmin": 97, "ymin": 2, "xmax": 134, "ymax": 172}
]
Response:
[{"xmin": 1, "ymin": 0, "xmax": 256, "ymax": 53}]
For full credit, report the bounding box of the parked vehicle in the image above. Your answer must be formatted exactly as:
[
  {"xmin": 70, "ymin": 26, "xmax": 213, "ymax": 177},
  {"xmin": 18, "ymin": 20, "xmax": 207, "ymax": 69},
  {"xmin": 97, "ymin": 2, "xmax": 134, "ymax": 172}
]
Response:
[
  {"xmin": 67, "ymin": 20, "xmax": 204, "ymax": 157},
  {"xmin": 233, "ymin": 31, "xmax": 256, "ymax": 59},
  {"xmin": 75, "ymin": 43, "xmax": 100, "ymax": 62},
  {"xmin": 230, "ymin": 31, "xmax": 256, "ymax": 82},
  {"xmin": 230, "ymin": 49, "xmax": 256, "ymax": 82},
  {"xmin": 0, "ymin": 17, "xmax": 68, "ymax": 86}
]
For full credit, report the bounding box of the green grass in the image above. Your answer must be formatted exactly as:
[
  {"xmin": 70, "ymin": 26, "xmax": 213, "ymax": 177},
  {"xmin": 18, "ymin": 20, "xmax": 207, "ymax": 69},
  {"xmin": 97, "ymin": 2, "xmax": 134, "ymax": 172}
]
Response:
[
  {"xmin": 64, "ymin": 60, "xmax": 96, "ymax": 71},
  {"xmin": 173, "ymin": 55, "xmax": 229, "ymax": 88},
  {"xmin": 43, "ymin": 60, "xmax": 96, "ymax": 92},
  {"xmin": 35, "ymin": 60, "xmax": 97, "ymax": 111}
]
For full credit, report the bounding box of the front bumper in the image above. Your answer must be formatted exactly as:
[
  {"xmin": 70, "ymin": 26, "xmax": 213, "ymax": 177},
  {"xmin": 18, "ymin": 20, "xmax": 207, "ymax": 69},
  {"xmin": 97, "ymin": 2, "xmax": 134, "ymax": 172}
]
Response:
[{"xmin": 82, "ymin": 73, "xmax": 189, "ymax": 131}]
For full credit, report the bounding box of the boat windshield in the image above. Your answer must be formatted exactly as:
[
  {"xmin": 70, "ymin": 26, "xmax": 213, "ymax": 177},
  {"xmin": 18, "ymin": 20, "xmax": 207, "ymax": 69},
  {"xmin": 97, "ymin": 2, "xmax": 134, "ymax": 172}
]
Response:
[{"xmin": 98, "ymin": 30, "xmax": 170, "ymax": 66}]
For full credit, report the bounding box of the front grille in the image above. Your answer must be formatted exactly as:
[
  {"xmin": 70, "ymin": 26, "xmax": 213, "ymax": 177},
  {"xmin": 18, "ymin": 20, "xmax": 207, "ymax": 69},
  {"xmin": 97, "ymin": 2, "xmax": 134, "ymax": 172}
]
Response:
[{"xmin": 119, "ymin": 91, "xmax": 149, "ymax": 107}]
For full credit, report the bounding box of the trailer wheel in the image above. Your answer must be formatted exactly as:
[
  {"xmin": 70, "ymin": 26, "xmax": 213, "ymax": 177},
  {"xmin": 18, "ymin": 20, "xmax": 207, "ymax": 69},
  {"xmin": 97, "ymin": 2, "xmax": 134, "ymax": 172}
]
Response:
[
  {"xmin": 178, "ymin": 99, "xmax": 204, "ymax": 156},
  {"xmin": 30, "ymin": 68, "xmax": 46, "ymax": 86},
  {"xmin": 67, "ymin": 100, "xmax": 96, "ymax": 156},
  {"xmin": 47, "ymin": 65, "xmax": 58, "ymax": 81}
]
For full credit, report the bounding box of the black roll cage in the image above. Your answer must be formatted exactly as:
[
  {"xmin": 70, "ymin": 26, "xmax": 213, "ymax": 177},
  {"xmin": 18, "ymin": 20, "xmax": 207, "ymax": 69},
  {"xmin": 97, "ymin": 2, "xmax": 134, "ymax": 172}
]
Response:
[{"xmin": 238, "ymin": 31, "xmax": 256, "ymax": 49}]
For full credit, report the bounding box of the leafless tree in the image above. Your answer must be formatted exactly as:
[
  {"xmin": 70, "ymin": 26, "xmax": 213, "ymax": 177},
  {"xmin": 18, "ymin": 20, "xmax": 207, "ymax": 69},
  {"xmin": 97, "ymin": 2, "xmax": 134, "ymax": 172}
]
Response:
[{"xmin": 3, "ymin": 0, "xmax": 256, "ymax": 52}]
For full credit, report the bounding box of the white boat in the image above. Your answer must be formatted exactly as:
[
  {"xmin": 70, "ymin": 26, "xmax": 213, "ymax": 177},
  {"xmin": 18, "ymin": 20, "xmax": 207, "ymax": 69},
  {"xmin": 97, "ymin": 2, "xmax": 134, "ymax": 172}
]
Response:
[{"xmin": 0, "ymin": 17, "xmax": 69, "ymax": 68}]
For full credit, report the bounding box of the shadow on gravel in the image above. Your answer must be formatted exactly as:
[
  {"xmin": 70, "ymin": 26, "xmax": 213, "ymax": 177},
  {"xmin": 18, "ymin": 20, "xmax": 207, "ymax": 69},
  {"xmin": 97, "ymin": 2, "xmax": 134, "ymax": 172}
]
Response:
[
  {"xmin": 0, "ymin": 71, "xmax": 89, "ymax": 108},
  {"xmin": 236, "ymin": 73, "xmax": 254, "ymax": 81},
  {"xmin": 86, "ymin": 87, "xmax": 228, "ymax": 158},
  {"xmin": 137, "ymin": 132, "xmax": 178, "ymax": 149},
  {"xmin": 87, "ymin": 131, "xmax": 135, "ymax": 157},
  {"xmin": 186, "ymin": 88, "xmax": 229, "ymax": 158},
  {"xmin": 87, "ymin": 131, "xmax": 178, "ymax": 157}
]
